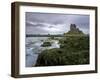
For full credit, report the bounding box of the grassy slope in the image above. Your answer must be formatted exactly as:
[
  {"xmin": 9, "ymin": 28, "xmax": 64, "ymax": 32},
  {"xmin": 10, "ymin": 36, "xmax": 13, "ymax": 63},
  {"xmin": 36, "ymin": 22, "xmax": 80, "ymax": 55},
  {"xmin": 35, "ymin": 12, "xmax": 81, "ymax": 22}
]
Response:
[{"xmin": 35, "ymin": 35, "xmax": 89, "ymax": 66}]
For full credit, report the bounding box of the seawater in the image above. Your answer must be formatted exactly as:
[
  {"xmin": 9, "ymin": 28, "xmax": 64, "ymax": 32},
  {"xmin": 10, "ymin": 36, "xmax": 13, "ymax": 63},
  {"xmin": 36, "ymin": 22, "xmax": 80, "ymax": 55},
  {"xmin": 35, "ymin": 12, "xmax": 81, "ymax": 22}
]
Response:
[{"xmin": 26, "ymin": 37, "xmax": 61, "ymax": 67}]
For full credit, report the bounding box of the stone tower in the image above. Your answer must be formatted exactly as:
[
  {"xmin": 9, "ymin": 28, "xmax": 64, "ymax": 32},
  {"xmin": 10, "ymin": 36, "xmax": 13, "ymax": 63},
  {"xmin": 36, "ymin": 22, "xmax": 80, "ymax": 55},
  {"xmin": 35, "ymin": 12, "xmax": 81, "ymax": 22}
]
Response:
[
  {"xmin": 70, "ymin": 24, "xmax": 77, "ymax": 31},
  {"xmin": 64, "ymin": 24, "xmax": 84, "ymax": 35}
]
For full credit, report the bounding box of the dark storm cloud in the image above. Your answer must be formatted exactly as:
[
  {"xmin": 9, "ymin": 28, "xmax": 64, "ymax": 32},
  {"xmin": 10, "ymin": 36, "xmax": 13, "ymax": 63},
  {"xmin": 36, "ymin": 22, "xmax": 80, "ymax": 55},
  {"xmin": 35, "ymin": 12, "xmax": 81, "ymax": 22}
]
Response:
[
  {"xmin": 26, "ymin": 12, "xmax": 89, "ymax": 34},
  {"xmin": 26, "ymin": 12, "xmax": 74, "ymax": 24},
  {"xmin": 26, "ymin": 21, "xmax": 45, "ymax": 27}
]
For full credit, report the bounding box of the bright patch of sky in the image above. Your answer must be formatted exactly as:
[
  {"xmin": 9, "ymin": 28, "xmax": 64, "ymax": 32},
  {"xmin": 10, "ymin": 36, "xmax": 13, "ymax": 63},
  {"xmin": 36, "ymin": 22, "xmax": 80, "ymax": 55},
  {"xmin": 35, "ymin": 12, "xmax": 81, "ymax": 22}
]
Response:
[{"xmin": 26, "ymin": 12, "xmax": 89, "ymax": 35}]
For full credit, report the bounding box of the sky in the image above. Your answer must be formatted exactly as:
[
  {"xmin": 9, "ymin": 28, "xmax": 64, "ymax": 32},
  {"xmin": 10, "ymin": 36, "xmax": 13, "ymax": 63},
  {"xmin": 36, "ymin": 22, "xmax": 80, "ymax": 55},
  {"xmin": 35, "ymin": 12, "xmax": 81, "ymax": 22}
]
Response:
[{"xmin": 25, "ymin": 12, "xmax": 89, "ymax": 35}]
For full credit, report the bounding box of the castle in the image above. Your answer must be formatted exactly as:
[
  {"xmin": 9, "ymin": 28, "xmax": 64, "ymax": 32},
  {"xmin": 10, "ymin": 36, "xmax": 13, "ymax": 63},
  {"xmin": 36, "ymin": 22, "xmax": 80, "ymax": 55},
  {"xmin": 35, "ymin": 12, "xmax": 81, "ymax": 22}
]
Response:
[
  {"xmin": 67, "ymin": 24, "xmax": 83, "ymax": 34},
  {"xmin": 70, "ymin": 24, "xmax": 79, "ymax": 31}
]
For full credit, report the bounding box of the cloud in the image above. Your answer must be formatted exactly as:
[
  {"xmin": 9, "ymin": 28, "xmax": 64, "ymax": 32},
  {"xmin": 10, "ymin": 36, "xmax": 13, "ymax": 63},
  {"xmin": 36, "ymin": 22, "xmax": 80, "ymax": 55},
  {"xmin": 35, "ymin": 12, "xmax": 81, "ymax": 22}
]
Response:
[
  {"xmin": 26, "ymin": 21, "xmax": 46, "ymax": 27},
  {"xmin": 26, "ymin": 12, "xmax": 89, "ymax": 34},
  {"xmin": 26, "ymin": 21, "xmax": 69, "ymax": 34}
]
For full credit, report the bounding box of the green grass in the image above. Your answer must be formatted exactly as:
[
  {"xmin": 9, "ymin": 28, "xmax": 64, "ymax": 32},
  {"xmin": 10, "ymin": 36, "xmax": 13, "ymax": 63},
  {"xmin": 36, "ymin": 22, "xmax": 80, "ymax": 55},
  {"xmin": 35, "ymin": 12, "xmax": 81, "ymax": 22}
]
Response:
[{"xmin": 35, "ymin": 36, "xmax": 89, "ymax": 66}]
